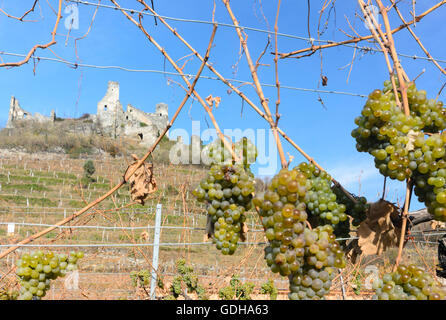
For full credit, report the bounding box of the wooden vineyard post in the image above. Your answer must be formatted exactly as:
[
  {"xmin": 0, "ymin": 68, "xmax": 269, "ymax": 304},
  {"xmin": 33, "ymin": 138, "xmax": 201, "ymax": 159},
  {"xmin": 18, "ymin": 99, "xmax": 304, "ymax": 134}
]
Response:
[{"xmin": 150, "ymin": 204, "xmax": 162, "ymax": 300}]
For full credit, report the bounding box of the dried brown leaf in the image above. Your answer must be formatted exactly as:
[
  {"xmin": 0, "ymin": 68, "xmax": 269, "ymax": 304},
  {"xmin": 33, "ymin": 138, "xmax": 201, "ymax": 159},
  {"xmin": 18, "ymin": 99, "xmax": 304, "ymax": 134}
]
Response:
[
  {"xmin": 431, "ymin": 220, "xmax": 446, "ymax": 230},
  {"xmin": 356, "ymin": 199, "xmax": 401, "ymax": 256},
  {"xmin": 205, "ymin": 94, "xmax": 221, "ymax": 109},
  {"xmin": 140, "ymin": 231, "xmax": 149, "ymax": 241},
  {"xmin": 124, "ymin": 154, "xmax": 157, "ymax": 205},
  {"xmin": 322, "ymin": 75, "xmax": 328, "ymax": 86}
]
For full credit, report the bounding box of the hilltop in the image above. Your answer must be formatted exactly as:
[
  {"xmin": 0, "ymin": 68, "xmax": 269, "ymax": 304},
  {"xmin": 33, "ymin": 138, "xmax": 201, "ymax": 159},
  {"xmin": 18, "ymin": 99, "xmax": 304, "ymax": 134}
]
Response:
[{"xmin": 0, "ymin": 118, "xmax": 177, "ymax": 160}]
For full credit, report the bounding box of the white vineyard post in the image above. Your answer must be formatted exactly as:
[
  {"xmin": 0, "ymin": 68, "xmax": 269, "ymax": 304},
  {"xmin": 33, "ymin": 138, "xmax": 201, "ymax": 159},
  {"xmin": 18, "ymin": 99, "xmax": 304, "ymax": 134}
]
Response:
[
  {"xmin": 7, "ymin": 223, "xmax": 15, "ymax": 236},
  {"xmin": 150, "ymin": 204, "xmax": 162, "ymax": 300},
  {"xmin": 339, "ymin": 269, "xmax": 346, "ymax": 300}
]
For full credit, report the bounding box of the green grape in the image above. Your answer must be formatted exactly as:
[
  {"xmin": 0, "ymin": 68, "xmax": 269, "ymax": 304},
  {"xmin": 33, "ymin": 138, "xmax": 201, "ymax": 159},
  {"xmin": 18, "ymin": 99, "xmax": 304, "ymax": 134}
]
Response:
[
  {"xmin": 332, "ymin": 186, "xmax": 368, "ymax": 227},
  {"xmin": 372, "ymin": 264, "xmax": 446, "ymax": 300}
]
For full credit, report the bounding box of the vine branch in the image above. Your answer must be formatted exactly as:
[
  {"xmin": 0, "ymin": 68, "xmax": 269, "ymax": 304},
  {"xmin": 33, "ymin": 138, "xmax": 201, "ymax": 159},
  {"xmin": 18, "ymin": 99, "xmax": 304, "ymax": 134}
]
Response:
[
  {"xmin": 278, "ymin": 0, "xmax": 446, "ymax": 59},
  {"xmin": 222, "ymin": 0, "xmax": 287, "ymax": 169},
  {"xmin": 0, "ymin": 0, "xmax": 62, "ymax": 68},
  {"xmin": 390, "ymin": 0, "xmax": 446, "ymax": 76}
]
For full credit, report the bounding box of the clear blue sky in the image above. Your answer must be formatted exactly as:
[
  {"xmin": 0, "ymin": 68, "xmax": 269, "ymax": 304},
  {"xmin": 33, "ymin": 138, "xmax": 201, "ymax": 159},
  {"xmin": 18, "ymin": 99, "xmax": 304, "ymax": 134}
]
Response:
[{"xmin": 0, "ymin": 0, "xmax": 445, "ymax": 210}]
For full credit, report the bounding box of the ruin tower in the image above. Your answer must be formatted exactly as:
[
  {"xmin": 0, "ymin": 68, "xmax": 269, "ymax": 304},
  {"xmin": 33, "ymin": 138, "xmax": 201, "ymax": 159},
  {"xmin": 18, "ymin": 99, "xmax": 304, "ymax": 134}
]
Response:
[
  {"xmin": 155, "ymin": 102, "xmax": 169, "ymax": 138},
  {"xmin": 50, "ymin": 110, "xmax": 56, "ymax": 122},
  {"xmin": 6, "ymin": 96, "xmax": 29, "ymax": 128},
  {"xmin": 97, "ymin": 81, "xmax": 124, "ymax": 137},
  {"xmin": 155, "ymin": 103, "xmax": 168, "ymax": 118}
]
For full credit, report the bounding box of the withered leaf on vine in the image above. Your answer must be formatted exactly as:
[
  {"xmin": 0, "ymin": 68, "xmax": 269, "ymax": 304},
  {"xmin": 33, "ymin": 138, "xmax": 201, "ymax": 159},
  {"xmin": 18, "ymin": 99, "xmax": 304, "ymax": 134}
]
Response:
[
  {"xmin": 124, "ymin": 154, "xmax": 157, "ymax": 205},
  {"xmin": 205, "ymin": 94, "xmax": 221, "ymax": 110},
  {"xmin": 356, "ymin": 199, "xmax": 401, "ymax": 256}
]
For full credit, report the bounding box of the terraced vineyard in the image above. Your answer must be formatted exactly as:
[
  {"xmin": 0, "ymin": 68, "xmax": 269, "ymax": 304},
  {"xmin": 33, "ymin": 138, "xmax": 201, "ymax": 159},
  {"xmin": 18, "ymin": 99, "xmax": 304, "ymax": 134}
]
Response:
[
  {"xmin": 0, "ymin": 151, "xmax": 289, "ymax": 299},
  {"xmin": 0, "ymin": 151, "xmax": 439, "ymax": 300}
]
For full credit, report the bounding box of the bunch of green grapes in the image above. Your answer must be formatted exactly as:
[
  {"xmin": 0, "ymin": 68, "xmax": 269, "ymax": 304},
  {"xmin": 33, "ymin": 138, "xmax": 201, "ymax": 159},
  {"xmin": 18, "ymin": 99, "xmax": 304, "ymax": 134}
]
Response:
[
  {"xmin": 386, "ymin": 80, "xmax": 446, "ymax": 133},
  {"xmin": 253, "ymin": 168, "xmax": 309, "ymax": 276},
  {"xmin": 253, "ymin": 168, "xmax": 346, "ymax": 299},
  {"xmin": 332, "ymin": 186, "xmax": 368, "ymax": 227},
  {"xmin": 352, "ymin": 79, "xmax": 446, "ymax": 221},
  {"xmin": 288, "ymin": 226, "xmax": 344, "ymax": 300},
  {"xmin": 206, "ymin": 139, "xmax": 234, "ymax": 165},
  {"xmin": 193, "ymin": 138, "xmax": 257, "ymax": 255},
  {"xmin": 294, "ymin": 162, "xmax": 351, "ymax": 241},
  {"xmin": 15, "ymin": 250, "xmax": 83, "ymax": 300},
  {"xmin": 411, "ymin": 132, "xmax": 446, "ymax": 221},
  {"xmin": 0, "ymin": 288, "xmax": 18, "ymax": 300},
  {"xmin": 206, "ymin": 137, "xmax": 258, "ymax": 166},
  {"xmin": 372, "ymin": 264, "xmax": 446, "ymax": 300},
  {"xmin": 352, "ymin": 87, "xmax": 415, "ymax": 181},
  {"xmin": 193, "ymin": 163, "xmax": 255, "ymax": 255},
  {"xmin": 234, "ymin": 137, "xmax": 258, "ymax": 166},
  {"xmin": 297, "ymin": 162, "xmax": 349, "ymax": 227}
]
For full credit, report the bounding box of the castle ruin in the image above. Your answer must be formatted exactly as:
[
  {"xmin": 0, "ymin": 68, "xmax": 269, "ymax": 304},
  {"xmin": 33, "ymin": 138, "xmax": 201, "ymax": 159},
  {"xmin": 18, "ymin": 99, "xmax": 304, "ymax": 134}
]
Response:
[
  {"xmin": 5, "ymin": 81, "xmax": 169, "ymax": 146},
  {"xmin": 7, "ymin": 96, "xmax": 55, "ymax": 127}
]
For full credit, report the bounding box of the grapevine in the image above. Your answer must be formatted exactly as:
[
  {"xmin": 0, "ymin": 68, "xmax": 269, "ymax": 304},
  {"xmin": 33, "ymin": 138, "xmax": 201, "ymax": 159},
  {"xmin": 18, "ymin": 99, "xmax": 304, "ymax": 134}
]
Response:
[
  {"xmin": 260, "ymin": 279, "xmax": 278, "ymax": 300},
  {"xmin": 218, "ymin": 275, "xmax": 255, "ymax": 300},
  {"xmin": 162, "ymin": 259, "xmax": 207, "ymax": 300}
]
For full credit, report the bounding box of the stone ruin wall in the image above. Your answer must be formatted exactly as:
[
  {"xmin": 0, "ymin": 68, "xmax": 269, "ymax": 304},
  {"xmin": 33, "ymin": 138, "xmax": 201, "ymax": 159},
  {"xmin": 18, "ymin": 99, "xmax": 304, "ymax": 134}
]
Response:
[
  {"xmin": 95, "ymin": 81, "xmax": 169, "ymax": 145},
  {"xmin": 6, "ymin": 96, "xmax": 55, "ymax": 128},
  {"xmin": 5, "ymin": 81, "xmax": 170, "ymax": 147}
]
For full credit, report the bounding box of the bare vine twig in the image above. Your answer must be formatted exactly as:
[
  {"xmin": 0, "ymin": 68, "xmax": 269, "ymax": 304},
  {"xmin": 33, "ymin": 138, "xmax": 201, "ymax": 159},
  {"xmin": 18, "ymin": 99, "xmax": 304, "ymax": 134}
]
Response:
[{"xmin": 0, "ymin": 0, "xmax": 62, "ymax": 68}]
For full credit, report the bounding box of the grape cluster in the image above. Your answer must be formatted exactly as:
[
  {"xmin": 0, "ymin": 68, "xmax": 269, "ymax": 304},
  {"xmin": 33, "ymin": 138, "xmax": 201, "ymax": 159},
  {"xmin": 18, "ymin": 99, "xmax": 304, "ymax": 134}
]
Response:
[
  {"xmin": 0, "ymin": 288, "xmax": 18, "ymax": 300},
  {"xmin": 253, "ymin": 168, "xmax": 346, "ymax": 299},
  {"xmin": 332, "ymin": 186, "xmax": 368, "ymax": 227},
  {"xmin": 352, "ymin": 80, "xmax": 446, "ymax": 221},
  {"xmin": 205, "ymin": 137, "xmax": 258, "ymax": 166},
  {"xmin": 388, "ymin": 80, "xmax": 445, "ymax": 133},
  {"xmin": 372, "ymin": 264, "xmax": 446, "ymax": 300},
  {"xmin": 411, "ymin": 132, "xmax": 446, "ymax": 221},
  {"xmin": 15, "ymin": 250, "xmax": 83, "ymax": 300},
  {"xmin": 298, "ymin": 162, "xmax": 349, "ymax": 226},
  {"xmin": 288, "ymin": 226, "xmax": 345, "ymax": 300},
  {"xmin": 253, "ymin": 168, "xmax": 309, "ymax": 276},
  {"xmin": 193, "ymin": 138, "xmax": 257, "ymax": 255},
  {"xmin": 294, "ymin": 162, "xmax": 353, "ymax": 241}
]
